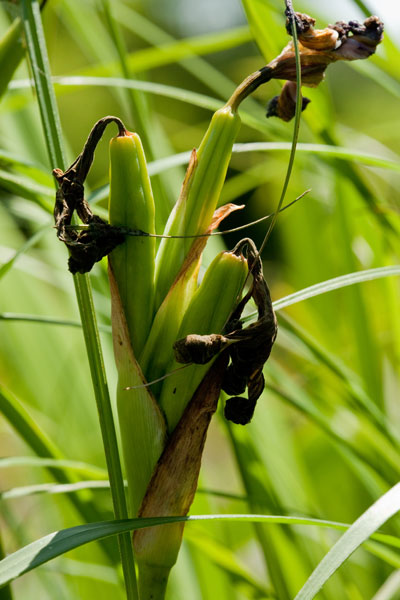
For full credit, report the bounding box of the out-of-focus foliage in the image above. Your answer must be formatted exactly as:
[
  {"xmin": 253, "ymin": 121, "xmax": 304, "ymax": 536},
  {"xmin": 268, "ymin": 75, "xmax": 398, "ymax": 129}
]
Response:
[{"xmin": 0, "ymin": 0, "xmax": 399, "ymax": 598}]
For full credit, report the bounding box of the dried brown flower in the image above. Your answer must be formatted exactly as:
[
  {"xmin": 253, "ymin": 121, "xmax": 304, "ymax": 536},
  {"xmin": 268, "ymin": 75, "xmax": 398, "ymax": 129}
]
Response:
[{"xmin": 267, "ymin": 13, "xmax": 384, "ymax": 121}]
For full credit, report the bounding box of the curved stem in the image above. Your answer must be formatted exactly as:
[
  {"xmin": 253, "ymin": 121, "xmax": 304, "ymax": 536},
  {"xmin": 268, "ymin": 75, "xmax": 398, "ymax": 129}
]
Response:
[{"xmin": 226, "ymin": 66, "xmax": 273, "ymax": 112}]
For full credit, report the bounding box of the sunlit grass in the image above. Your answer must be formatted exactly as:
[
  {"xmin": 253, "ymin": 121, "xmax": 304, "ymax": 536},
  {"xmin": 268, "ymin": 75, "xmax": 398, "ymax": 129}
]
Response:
[{"xmin": 0, "ymin": 0, "xmax": 399, "ymax": 599}]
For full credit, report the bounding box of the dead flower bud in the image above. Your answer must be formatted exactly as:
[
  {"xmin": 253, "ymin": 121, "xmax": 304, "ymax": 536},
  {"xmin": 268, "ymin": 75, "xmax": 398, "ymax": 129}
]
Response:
[
  {"xmin": 173, "ymin": 333, "xmax": 229, "ymax": 365},
  {"xmin": 173, "ymin": 238, "xmax": 278, "ymax": 426},
  {"xmin": 266, "ymin": 12, "xmax": 384, "ymax": 121},
  {"xmin": 53, "ymin": 117, "xmax": 130, "ymax": 274},
  {"xmin": 266, "ymin": 81, "xmax": 311, "ymax": 122}
]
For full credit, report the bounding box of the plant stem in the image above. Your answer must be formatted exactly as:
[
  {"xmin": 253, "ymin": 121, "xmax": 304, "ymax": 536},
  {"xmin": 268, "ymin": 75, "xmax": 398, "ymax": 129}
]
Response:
[
  {"xmin": 226, "ymin": 66, "xmax": 273, "ymax": 112},
  {"xmin": 20, "ymin": 1, "xmax": 138, "ymax": 597},
  {"xmin": 258, "ymin": 6, "xmax": 302, "ymax": 257}
]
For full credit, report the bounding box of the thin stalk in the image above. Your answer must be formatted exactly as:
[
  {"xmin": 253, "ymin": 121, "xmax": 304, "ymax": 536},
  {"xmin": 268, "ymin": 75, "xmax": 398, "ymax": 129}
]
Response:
[
  {"xmin": 225, "ymin": 1, "xmax": 302, "ymax": 294},
  {"xmin": 258, "ymin": 4, "xmax": 302, "ymax": 257},
  {"xmin": 20, "ymin": 1, "xmax": 137, "ymax": 597}
]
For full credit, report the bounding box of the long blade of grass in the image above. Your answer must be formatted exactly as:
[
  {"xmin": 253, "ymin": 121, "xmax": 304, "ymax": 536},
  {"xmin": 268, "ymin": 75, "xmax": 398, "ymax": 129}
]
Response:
[
  {"xmin": 0, "ymin": 312, "xmax": 111, "ymax": 333},
  {"xmin": 273, "ymin": 266, "xmax": 400, "ymax": 311},
  {"xmin": 232, "ymin": 142, "xmax": 400, "ymax": 172},
  {"xmin": 1, "ymin": 510, "xmax": 400, "ymax": 589},
  {"xmin": 0, "ymin": 456, "xmax": 107, "ymax": 479},
  {"xmin": 294, "ymin": 483, "xmax": 400, "ymax": 600},
  {"xmin": 0, "ymin": 530, "xmax": 13, "ymax": 600},
  {"xmin": 19, "ymin": 1, "xmax": 137, "ymax": 596},
  {"xmin": 0, "ymin": 168, "xmax": 53, "ymax": 211},
  {"xmin": 0, "ymin": 479, "xmax": 250, "ymax": 504},
  {"xmin": 8, "ymin": 76, "xmax": 275, "ymax": 137},
  {"xmin": 1, "ymin": 481, "xmax": 114, "ymax": 500},
  {"xmin": 3, "ymin": 265, "xmax": 399, "ymax": 335},
  {"xmin": 0, "ymin": 385, "xmax": 107, "ymax": 526},
  {"xmin": 87, "ymin": 141, "xmax": 400, "ymax": 205}
]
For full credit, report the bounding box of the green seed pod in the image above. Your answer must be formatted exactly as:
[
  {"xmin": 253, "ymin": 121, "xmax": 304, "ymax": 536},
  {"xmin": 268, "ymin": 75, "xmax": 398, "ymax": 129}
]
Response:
[
  {"xmin": 160, "ymin": 249, "xmax": 248, "ymax": 433},
  {"xmin": 108, "ymin": 130, "xmax": 156, "ymax": 358},
  {"xmin": 154, "ymin": 105, "xmax": 241, "ymax": 309}
]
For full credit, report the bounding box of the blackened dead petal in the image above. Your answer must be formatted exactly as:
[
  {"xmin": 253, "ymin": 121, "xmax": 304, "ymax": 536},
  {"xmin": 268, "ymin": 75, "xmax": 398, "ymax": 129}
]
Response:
[
  {"xmin": 65, "ymin": 224, "xmax": 126, "ymax": 275},
  {"xmin": 53, "ymin": 116, "xmax": 129, "ymax": 274},
  {"xmin": 173, "ymin": 238, "xmax": 278, "ymax": 425}
]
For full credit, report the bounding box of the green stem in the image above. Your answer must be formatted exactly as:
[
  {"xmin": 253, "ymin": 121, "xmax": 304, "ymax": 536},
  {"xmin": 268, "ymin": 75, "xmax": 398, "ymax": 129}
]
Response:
[
  {"xmin": 258, "ymin": 7, "xmax": 302, "ymax": 257},
  {"xmin": 226, "ymin": 66, "xmax": 273, "ymax": 112},
  {"xmin": 20, "ymin": 1, "xmax": 138, "ymax": 598}
]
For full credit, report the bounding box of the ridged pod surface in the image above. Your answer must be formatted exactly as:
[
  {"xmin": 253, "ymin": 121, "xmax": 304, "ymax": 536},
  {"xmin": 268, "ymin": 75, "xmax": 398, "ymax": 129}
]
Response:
[
  {"xmin": 160, "ymin": 249, "xmax": 248, "ymax": 433},
  {"xmin": 109, "ymin": 131, "xmax": 156, "ymax": 357},
  {"xmin": 154, "ymin": 105, "xmax": 241, "ymax": 309}
]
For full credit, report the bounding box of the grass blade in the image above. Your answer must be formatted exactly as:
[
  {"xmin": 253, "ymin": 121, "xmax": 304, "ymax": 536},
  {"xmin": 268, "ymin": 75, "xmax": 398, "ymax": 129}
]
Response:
[
  {"xmin": 273, "ymin": 266, "xmax": 400, "ymax": 311},
  {"xmin": 1, "ymin": 512, "xmax": 400, "ymax": 589},
  {"xmin": 294, "ymin": 483, "xmax": 400, "ymax": 600},
  {"xmin": 19, "ymin": 1, "xmax": 137, "ymax": 596},
  {"xmin": 0, "ymin": 456, "xmax": 107, "ymax": 479},
  {"xmin": 0, "ymin": 385, "xmax": 107, "ymax": 526}
]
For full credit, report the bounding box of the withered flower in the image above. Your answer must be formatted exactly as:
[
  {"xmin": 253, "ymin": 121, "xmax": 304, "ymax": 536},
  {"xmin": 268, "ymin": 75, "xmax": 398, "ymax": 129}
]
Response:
[
  {"xmin": 267, "ymin": 13, "xmax": 384, "ymax": 120},
  {"xmin": 174, "ymin": 238, "xmax": 278, "ymax": 425}
]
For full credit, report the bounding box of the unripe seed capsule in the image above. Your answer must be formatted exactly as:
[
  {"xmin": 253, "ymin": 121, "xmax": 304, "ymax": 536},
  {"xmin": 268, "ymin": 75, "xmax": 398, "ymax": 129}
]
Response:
[
  {"xmin": 109, "ymin": 130, "xmax": 156, "ymax": 358},
  {"xmin": 154, "ymin": 105, "xmax": 241, "ymax": 309},
  {"xmin": 160, "ymin": 249, "xmax": 247, "ymax": 433}
]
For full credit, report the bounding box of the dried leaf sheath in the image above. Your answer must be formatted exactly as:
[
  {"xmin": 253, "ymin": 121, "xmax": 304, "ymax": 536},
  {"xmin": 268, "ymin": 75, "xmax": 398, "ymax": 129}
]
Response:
[{"xmin": 133, "ymin": 353, "xmax": 229, "ymax": 598}]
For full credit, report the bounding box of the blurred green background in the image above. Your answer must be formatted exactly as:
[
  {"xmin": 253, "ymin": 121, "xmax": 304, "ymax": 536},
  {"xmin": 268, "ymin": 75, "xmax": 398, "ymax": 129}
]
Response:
[{"xmin": 0, "ymin": 0, "xmax": 399, "ymax": 598}]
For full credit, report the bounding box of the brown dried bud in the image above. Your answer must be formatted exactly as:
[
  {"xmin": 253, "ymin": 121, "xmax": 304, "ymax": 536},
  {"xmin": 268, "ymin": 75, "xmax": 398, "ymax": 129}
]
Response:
[
  {"xmin": 266, "ymin": 81, "xmax": 310, "ymax": 122},
  {"xmin": 222, "ymin": 363, "xmax": 247, "ymax": 395},
  {"xmin": 290, "ymin": 12, "xmax": 340, "ymax": 52},
  {"xmin": 173, "ymin": 333, "xmax": 229, "ymax": 365},
  {"xmin": 224, "ymin": 396, "xmax": 256, "ymax": 426}
]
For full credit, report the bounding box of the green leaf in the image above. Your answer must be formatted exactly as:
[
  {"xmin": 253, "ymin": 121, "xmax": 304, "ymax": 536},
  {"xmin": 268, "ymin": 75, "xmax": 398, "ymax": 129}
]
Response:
[
  {"xmin": 20, "ymin": 2, "xmax": 137, "ymax": 593},
  {"xmin": 273, "ymin": 266, "xmax": 400, "ymax": 311},
  {"xmin": 294, "ymin": 483, "xmax": 400, "ymax": 599},
  {"xmin": 1, "ymin": 512, "xmax": 399, "ymax": 589},
  {"xmin": 0, "ymin": 456, "xmax": 107, "ymax": 479}
]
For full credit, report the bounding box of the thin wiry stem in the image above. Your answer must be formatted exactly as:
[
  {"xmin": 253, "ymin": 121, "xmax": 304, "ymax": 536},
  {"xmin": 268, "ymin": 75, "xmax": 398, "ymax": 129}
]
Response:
[{"xmin": 20, "ymin": 1, "xmax": 138, "ymax": 597}]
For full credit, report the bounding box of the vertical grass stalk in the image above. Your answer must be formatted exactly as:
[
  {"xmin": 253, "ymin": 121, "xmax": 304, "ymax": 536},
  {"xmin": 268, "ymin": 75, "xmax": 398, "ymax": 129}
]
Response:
[{"xmin": 20, "ymin": 1, "xmax": 138, "ymax": 597}]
